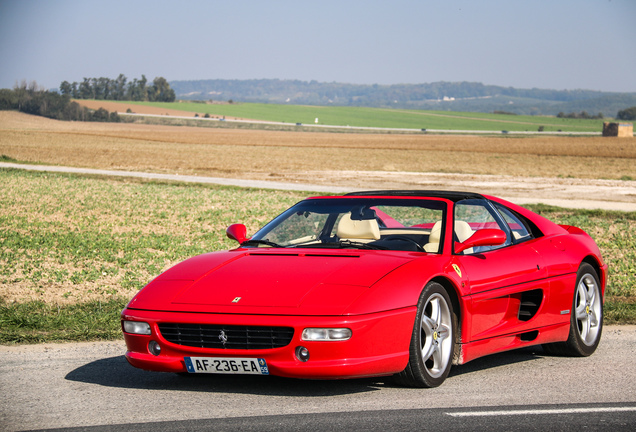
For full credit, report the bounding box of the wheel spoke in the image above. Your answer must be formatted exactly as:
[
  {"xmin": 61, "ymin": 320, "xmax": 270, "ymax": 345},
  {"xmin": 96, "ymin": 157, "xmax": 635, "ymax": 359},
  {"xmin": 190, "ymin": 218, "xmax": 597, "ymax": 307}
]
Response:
[
  {"xmin": 421, "ymin": 315, "xmax": 435, "ymax": 332},
  {"xmin": 590, "ymin": 310, "xmax": 599, "ymax": 328},
  {"xmin": 575, "ymin": 303, "xmax": 588, "ymax": 321},
  {"xmin": 431, "ymin": 345, "xmax": 443, "ymax": 369},
  {"xmin": 580, "ymin": 314, "xmax": 591, "ymax": 342},
  {"xmin": 420, "ymin": 312, "xmax": 435, "ymax": 361},
  {"xmin": 437, "ymin": 325, "xmax": 450, "ymax": 342},
  {"xmin": 429, "ymin": 298, "xmax": 441, "ymax": 328},
  {"xmin": 577, "ymin": 283, "xmax": 588, "ymax": 306},
  {"xmin": 587, "ymin": 281, "xmax": 596, "ymax": 303},
  {"xmin": 421, "ymin": 337, "xmax": 436, "ymax": 361}
]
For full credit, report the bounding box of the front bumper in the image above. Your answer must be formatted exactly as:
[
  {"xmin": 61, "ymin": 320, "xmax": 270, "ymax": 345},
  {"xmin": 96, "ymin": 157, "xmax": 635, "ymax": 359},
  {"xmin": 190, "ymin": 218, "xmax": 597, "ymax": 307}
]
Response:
[{"xmin": 121, "ymin": 307, "xmax": 415, "ymax": 379}]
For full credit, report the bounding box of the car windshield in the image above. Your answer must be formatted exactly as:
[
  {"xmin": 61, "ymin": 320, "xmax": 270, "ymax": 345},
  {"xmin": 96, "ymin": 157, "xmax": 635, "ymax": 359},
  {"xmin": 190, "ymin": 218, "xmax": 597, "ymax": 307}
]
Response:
[{"xmin": 248, "ymin": 198, "xmax": 446, "ymax": 252}]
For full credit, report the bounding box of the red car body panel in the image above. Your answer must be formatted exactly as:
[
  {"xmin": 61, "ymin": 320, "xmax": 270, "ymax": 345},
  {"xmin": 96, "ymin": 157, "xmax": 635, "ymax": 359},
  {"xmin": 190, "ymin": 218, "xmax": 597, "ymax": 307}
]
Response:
[
  {"xmin": 122, "ymin": 192, "xmax": 607, "ymax": 380},
  {"xmin": 123, "ymin": 307, "xmax": 415, "ymax": 379},
  {"xmin": 127, "ymin": 250, "xmax": 416, "ymax": 316}
]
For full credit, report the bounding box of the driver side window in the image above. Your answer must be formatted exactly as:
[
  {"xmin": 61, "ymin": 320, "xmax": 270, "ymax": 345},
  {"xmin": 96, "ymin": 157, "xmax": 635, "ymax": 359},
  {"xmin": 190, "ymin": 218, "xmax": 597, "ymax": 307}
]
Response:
[
  {"xmin": 454, "ymin": 200, "xmax": 511, "ymax": 254},
  {"xmin": 494, "ymin": 203, "xmax": 534, "ymax": 243}
]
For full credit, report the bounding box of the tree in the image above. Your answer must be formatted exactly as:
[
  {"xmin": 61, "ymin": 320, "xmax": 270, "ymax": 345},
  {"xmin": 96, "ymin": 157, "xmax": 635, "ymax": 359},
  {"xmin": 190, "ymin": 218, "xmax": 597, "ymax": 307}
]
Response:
[
  {"xmin": 79, "ymin": 78, "xmax": 92, "ymax": 99},
  {"xmin": 62, "ymin": 101, "xmax": 85, "ymax": 121},
  {"xmin": 91, "ymin": 107, "xmax": 110, "ymax": 121},
  {"xmin": 139, "ymin": 75, "xmax": 148, "ymax": 101},
  {"xmin": 0, "ymin": 89, "xmax": 17, "ymax": 110},
  {"xmin": 149, "ymin": 76, "xmax": 175, "ymax": 102},
  {"xmin": 126, "ymin": 78, "xmax": 138, "ymax": 100},
  {"xmin": 114, "ymin": 74, "xmax": 127, "ymax": 100},
  {"xmin": 13, "ymin": 80, "xmax": 28, "ymax": 111},
  {"xmin": 97, "ymin": 77, "xmax": 110, "ymax": 100},
  {"xmin": 617, "ymin": 107, "xmax": 636, "ymax": 121},
  {"xmin": 60, "ymin": 81, "xmax": 73, "ymax": 96}
]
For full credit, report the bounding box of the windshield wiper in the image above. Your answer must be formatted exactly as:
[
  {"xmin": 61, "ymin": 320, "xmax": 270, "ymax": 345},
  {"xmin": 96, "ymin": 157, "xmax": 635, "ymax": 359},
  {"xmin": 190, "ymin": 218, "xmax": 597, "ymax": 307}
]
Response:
[
  {"xmin": 321, "ymin": 240, "xmax": 386, "ymax": 250},
  {"xmin": 241, "ymin": 239, "xmax": 285, "ymax": 248}
]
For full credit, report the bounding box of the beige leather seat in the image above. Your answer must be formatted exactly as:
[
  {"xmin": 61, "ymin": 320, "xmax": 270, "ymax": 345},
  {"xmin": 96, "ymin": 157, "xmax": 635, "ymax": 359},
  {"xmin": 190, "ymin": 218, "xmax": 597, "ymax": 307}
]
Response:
[
  {"xmin": 454, "ymin": 220, "xmax": 474, "ymax": 242},
  {"xmin": 423, "ymin": 220, "xmax": 475, "ymax": 253},
  {"xmin": 454, "ymin": 220, "xmax": 474, "ymax": 254},
  {"xmin": 336, "ymin": 213, "xmax": 380, "ymax": 242},
  {"xmin": 424, "ymin": 221, "xmax": 442, "ymax": 252}
]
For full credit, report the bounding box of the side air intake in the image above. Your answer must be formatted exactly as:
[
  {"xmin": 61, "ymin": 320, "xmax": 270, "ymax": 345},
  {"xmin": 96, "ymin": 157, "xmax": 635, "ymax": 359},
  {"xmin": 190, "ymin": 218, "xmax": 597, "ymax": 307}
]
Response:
[{"xmin": 518, "ymin": 289, "xmax": 543, "ymax": 322}]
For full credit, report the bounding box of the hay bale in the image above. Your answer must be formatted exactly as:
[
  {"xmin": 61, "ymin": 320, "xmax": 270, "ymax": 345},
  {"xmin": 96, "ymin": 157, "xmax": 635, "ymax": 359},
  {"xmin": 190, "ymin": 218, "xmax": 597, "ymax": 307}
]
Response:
[{"xmin": 603, "ymin": 122, "xmax": 633, "ymax": 137}]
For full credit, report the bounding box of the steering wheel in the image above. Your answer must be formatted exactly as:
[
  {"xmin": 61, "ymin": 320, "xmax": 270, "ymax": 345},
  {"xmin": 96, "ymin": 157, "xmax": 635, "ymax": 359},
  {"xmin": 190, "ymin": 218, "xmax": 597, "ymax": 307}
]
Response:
[{"xmin": 384, "ymin": 236, "xmax": 426, "ymax": 252}]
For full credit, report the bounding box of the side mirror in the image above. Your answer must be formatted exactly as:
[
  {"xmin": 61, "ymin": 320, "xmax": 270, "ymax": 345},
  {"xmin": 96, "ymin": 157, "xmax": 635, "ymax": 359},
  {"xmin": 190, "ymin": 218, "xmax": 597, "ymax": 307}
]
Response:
[
  {"xmin": 226, "ymin": 224, "xmax": 248, "ymax": 244},
  {"xmin": 455, "ymin": 229, "xmax": 506, "ymax": 254}
]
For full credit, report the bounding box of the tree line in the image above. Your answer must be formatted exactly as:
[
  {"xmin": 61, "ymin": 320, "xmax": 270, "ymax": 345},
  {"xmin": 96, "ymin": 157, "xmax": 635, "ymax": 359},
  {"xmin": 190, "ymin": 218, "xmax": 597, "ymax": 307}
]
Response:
[
  {"xmin": 556, "ymin": 111, "xmax": 604, "ymax": 119},
  {"xmin": 170, "ymin": 79, "xmax": 636, "ymax": 116},
  {"xmin": 60, "ymin": 74, "xmax": 175, "ymax": 102},
  {"xmin": 172, "ymin": 79, "xmax": 613, "ymax": 104},
  {"xmin": 0, "ymin": 81, "xmax": 120, "ymax": 122}
]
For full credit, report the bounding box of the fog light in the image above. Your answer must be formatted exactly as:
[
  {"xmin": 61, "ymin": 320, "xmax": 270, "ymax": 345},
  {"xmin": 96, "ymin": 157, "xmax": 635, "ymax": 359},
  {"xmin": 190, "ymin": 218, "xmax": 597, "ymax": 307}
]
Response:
[
  {"xmin": 123, "ymin": 320, "xmax": 151, "ymax": 335},
  {"xmin": 295, "ymin": 346, "xmax": 310, "ymax": 362},
  {"xmin": 148, "ymin": 340, "xmax": 161, "ymax": 356}
]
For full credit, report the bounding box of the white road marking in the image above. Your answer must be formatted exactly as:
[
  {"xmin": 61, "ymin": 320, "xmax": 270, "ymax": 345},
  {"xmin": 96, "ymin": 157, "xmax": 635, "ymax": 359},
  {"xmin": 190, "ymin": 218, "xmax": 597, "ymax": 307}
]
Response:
[{"xmin": 447, "ymin": 406, "xmax": 636, "ymax": 417}]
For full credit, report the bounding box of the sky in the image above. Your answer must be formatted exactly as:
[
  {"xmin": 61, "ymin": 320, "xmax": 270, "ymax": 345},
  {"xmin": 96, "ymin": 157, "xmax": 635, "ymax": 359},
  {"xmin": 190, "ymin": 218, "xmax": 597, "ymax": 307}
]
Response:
[{"xmin": 1, "ymin": 0, "xmax": 635, "ymax": 93}]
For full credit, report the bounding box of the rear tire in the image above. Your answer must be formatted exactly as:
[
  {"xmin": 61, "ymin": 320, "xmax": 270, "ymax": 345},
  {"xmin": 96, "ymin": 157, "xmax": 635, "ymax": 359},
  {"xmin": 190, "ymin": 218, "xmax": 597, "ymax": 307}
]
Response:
[
  {"xmin": 543, "ymin": 263, "xmax": 603, "ymax": 357},
  {"xmin": 395, "ymin": 282, "xmax": 456, "ymax": 388}
]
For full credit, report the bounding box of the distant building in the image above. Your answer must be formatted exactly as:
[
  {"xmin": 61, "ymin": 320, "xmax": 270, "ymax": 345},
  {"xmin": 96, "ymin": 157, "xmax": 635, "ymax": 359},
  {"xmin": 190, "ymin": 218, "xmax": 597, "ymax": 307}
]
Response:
[{"xmin": 602, "ymin": 122, "xmax": 634, "ymax": 137}]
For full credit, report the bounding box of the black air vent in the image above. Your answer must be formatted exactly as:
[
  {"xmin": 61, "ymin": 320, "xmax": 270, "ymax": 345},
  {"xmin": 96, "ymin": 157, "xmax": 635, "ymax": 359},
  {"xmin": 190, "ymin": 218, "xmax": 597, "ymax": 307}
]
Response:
[
  {"xmin": 518, "ymin": 289, "xmax": 543, "ymax": 321},
  {"xmin": 519, "ymin": 330, "xmax": 539, "ymax": 342},
  {"xmin": 158, "ymin": 323, "xmax": 294, "ymax": 350}
]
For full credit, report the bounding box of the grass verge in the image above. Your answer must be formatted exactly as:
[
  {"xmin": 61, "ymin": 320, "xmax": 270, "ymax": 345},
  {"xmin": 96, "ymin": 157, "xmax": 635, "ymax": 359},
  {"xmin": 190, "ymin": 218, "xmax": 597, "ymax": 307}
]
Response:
[
  {"xmin": 1, "ymin": 170, "xmax": 634, "ymax": 344},
  {"xmin": 0, "ymin": 299, "xmax": 128, "ymax": 344}
]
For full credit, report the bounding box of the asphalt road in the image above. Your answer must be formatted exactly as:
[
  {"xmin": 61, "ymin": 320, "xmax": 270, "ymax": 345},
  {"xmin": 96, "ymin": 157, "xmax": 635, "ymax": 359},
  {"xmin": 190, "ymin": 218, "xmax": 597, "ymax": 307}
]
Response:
[{"xmin": 1, "ymin": 326, "xmax": 635, "ymax": 431}]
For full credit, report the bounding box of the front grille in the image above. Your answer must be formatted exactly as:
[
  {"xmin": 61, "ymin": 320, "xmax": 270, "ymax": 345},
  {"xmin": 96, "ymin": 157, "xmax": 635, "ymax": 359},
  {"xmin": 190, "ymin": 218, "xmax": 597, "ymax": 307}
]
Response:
[{"xmin": 158, "ymin": 323, "xmax": 294, "ymax": 350}]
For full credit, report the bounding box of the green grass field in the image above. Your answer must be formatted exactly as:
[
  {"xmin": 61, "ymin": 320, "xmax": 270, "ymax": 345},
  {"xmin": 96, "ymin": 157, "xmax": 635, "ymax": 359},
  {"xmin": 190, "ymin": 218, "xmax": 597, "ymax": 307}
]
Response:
[
  {"xmin": 1, "ymin": 169, "xmax": 634, "ymax": 343},
  {"xmin": 122, "ymin": 101, "xmax": 605, "ymax": 132}
]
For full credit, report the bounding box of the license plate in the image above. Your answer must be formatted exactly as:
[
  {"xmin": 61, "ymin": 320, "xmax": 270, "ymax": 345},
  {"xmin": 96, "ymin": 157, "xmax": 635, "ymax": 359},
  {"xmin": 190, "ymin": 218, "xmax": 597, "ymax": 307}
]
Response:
[{"xmin": 184, "ymin": 357, "xmax": 269, "ymax": 375}]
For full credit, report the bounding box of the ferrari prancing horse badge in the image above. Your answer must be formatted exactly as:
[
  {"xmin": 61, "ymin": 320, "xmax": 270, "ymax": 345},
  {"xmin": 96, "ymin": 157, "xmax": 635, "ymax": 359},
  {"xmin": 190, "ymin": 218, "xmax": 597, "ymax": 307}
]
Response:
[{"xmin": 452, "ymin": 264, "xmax": 462, "ymax": 277}]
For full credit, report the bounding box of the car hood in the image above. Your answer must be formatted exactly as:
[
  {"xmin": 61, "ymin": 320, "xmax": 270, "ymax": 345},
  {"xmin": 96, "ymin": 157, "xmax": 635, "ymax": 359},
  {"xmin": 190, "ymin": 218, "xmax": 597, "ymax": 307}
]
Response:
[{"xmin": 126, "ymin": 249, "xmax": 415, "ymax": 315}]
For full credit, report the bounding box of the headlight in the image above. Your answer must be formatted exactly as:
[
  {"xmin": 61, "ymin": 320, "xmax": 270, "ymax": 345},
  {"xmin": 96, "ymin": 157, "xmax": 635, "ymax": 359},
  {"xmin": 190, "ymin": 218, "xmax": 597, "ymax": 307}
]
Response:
[
  {"xmin": 301, "ymin": 328, "xmax": 352, "ymax": 341},
  {"xmin": 123, "ymin": 321, "xmax": 151, "ymax": 335}
]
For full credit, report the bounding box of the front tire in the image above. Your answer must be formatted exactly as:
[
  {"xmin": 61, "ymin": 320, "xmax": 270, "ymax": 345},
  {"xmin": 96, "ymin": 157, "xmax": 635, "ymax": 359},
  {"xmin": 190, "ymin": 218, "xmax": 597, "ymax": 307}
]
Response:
[
  {"xmin": 543, "ymin": 263, "xmax": 603, "ymax": 356},
  {"xmin": 395, "ymin": 282, "xmax": 456, "ymax": 388}
]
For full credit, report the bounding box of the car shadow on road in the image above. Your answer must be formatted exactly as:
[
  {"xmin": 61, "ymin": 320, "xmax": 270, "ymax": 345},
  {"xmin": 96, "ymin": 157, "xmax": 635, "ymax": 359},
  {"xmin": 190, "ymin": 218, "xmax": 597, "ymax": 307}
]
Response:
[
  {"xmin": 449, "ymin": 346, "xmax": 545, "ymax": 377},
  {"xmin": 65, "ymin": 346, "xmax": 546, "ymax": 395},
  {"xmin": 64, "ymin": 355, "xmax": 385, "ymax": 396}
]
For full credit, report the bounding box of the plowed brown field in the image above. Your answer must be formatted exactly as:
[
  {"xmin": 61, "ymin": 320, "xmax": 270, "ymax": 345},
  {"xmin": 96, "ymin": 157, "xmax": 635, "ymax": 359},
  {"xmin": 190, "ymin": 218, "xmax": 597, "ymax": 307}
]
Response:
[
  {"xmin": 1, "ymin": 111, "xmax": 635, "ymax": 182},
  {"xmin": 76, "ymin": 99, "xmax": 248, "ymax": 119}
]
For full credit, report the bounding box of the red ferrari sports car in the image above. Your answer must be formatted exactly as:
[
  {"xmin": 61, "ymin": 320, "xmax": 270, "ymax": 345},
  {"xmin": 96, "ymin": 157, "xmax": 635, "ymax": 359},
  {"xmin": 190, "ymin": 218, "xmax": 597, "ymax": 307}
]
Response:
[{"xmin": 121, "ymin": 191, "xmax": 607, "ymax": 387}]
